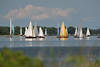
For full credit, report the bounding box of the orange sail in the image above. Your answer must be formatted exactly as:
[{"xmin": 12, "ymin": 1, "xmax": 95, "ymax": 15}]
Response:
[{"xmin": 60, "ymin": 21, "xmax": 67, "ymax": 38}]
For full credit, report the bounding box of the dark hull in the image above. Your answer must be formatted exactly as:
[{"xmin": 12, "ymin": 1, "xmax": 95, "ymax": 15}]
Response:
[
  {"xmin": 85, "ymin": 35, "xmax": 90, "ymax": 37},
  {"xmin": 97, "ymin": 36, "xmax": 100, "ymax": 38},
  {"xmin": 74, "ymin": 36, "xmax": 79, "ymax": 38},
  {"xmin": 25, "ymin": 36, "xmax": 37, "ymax": 38}
]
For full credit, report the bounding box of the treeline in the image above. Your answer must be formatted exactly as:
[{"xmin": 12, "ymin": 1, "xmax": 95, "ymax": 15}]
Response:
[{"xmin": 0, "ymin": 26, "xmax": 100, "ymax": 36}]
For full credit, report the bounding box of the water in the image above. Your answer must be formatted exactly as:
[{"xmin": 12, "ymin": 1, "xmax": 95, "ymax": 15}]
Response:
[
  {"xmin": 0, "ymin": 36, "xmax": 100, "ymax": 47},
  {"xmin": 0, "ymin": 35, "xmax": 100, "ymax": 67}
]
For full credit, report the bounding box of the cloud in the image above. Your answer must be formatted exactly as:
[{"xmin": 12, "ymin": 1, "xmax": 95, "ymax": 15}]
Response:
[
  {"xmin": 82, "ymin": 17, "xmax": 96, "ymax": 22},
  {"xmin": 4, "ymin": 4, "xmax": 76, "ymax": 21}
]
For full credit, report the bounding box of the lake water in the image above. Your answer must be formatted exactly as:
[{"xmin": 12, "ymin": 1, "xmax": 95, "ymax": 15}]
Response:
[
  {"xmin": 0, "ymin": 36, "xmax": 100, "ymax": 47},
  {"xmin": 0, "ymin": 36, "xmax": 100, "ymax": 67}
]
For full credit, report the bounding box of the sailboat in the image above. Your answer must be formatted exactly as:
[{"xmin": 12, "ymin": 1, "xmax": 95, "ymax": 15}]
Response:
[
  {"xmin": 79, "ymin": 26, "xmax": 84, "ymax": 38},
  {"xmin": 24, "ymin": 21, "xmax": 36, "ymax": 38},
  {"xmin": 86, "ymin": 28, "xmax": 90, "ymax": 37},
  {"xmin": 9, "ymin": 18, "xmax": 14, "ymax": 37},
  {"xmin": 37, "ymin": 27, "xmax": 45, "ymax": 38},
  {"xmin": 57, "ymin": 21, "xmax": 68, "ymax": 38},
  {"xmin": 20, "ymin": 27, "xmax": 22, "ymax": 36},
  {"xmin": 74, "ymin": 26, "xmax": 84, "ymax": 39},
  {"xmin": 74, "ymin": 26, "xmax": 78, "ymax": 38}
]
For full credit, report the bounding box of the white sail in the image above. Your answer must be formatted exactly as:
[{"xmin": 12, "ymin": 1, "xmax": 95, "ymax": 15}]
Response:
[
  {"xmin": 45, "ymin": 29, "xmax": 47, "ymax": 36},
  {"xmin": 25, "ymin": 21, "xmax": 33, "ymax": 37},
  {"xmin": 20, "ymin": 27, "xmax": 22, "ymax": 35},
  {"xmin": 34, "ymin": 24, "xmax": 38, "ymax": 36},
  {"xmin": 74, "ymin": 27, "xmax": 78, "ymax": 36},
  {"xmin": 32, "ymin": 28, "xmax": 36, "ymax": 37},
  {"xmin": 10, "ymin": 18, "xmax": 12, "ymax": 36},
  {"xmin": 28, "ymin": 21, "xmax": 33, "ymax": 36},
  {"xmin": 86, "ymin": 28, "xmax": 90, "ymax": 36},
  {"xmin": 38, "ymin": 27, "xmax": 44, "ymax": 37},
  {"xmin": 24, "ymin": 21, "xmax": 37, "ymax": 38},
  {"xmin": 79, "ymin": 27, "xmax": 83, "ymax": 38}
]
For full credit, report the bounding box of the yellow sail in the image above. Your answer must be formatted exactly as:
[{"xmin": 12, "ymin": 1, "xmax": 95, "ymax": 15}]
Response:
[{"xmin": 60, "ymin": 21, "xmax": 67, "ymax": 38}]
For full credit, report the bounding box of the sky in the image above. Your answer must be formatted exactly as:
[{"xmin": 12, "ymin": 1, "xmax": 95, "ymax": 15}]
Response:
[{"xmin": 0, "ymin": 0, "xmax": 100, "ymax": 28}]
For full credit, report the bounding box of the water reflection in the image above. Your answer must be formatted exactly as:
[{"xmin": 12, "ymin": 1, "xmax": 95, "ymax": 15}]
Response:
[
  {"xmin": 9, "ymin": 37, "xmax": 14, "ymax": 48},
  {"xmin": 79, "ymin": 38, "xmax": 83, "ymax": 40},
  {"xmin": 10, "ymin": 37, "xmax": 12, "ymax": 41},
  {"xmin": 60, "ymin": 38, "xmax": 67, "ymax": 40},
  {"xmin": 25, "ymin": 38, "xmax": 36, "ymax": 41},
  {"xmin": 86, "ymin": 37, "xmax": 90, "ymax": 40},
  {"xmin": 0, "ymin": 36, "xmax": 100, "ymax": 48},
  {"xmin": 19, "ymin": 36, "xmax": 22, "ymax": 41},
  {"xmin": 38, "ymin": 38, "xmax": 45, "ymax": 41}
]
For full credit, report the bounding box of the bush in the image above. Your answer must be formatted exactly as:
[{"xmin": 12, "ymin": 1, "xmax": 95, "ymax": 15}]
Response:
[{"xmin": 0, "ymin": 47, "xmax": 44, "ymax": 67}]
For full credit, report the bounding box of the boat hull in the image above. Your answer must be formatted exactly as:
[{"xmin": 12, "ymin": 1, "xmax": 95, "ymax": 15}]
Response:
[
  {"xmin": 97, "ymin": 36, "xmax": 100, "ymax": 38},
  {"xmin": 74, "ymin": 35, "xmax": 79, "ymax": 38},
  {"xmin": 37, "ymin": 36, "xmax": 45, "ymax": 38},
  {"xmin": 74, "ymin": 36, "xmax": 85, "ymax": 38},
  {"xmin": 25, "ymin": 36, "xmax": 37, "ymax": 38}
]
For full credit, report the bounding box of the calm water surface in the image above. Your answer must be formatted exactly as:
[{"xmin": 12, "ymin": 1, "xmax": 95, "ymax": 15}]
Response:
[
  {"xmin": 0, "ymin": 36, "xmax": 100, "ymax": 47},
  {"xmin": 0, "ymin": 35, "xmax": 100, "ymax": 67}
]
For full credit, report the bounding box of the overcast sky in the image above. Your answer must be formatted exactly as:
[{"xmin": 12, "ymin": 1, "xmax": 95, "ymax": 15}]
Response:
[{"xmin": 0, "ymin": 0, "xmax": 100, "ymax": 28}]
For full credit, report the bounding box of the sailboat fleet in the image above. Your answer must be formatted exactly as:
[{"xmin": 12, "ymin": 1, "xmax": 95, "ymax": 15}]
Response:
[
  {"xmin": 74, "ymin": 26, "xmax": 91, "ymax": 38},
  {"xmin": 9, "ymin": 18, "xmax": 91, "ymax": 40},
  {"xmin": 24, "ymin": 21, "xmax": 45, "ymax": 38},
  {"xmin": 56, "ymin": 21, "xmax": 91, "ymax": 39}
]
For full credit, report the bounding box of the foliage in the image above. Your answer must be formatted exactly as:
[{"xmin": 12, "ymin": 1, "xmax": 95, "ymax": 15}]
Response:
[
  {"xmin": 66, "ymin": 55, "xmax": 100, "ymax": 67},
  {"xmin": 0, "ymin": 47, "xmax": 44, "ymax": 67}
]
